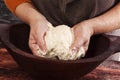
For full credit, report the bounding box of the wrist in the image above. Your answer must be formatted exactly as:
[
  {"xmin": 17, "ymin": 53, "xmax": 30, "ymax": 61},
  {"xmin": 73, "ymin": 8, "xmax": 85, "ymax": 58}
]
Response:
[
  {"xmin": 81, "ymin": 20, "xmax": 94, "ymax": 36},
  {"xmin": 29, "ymin": 16, "xmax": 47, "ymax": 28},
  {"xmin": 85, "ymin": 18, "xmax": 103, "ymax": 35}
]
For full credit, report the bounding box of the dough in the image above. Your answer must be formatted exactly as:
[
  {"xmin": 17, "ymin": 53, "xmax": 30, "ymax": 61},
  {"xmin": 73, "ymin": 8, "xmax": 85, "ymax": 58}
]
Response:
[{"xmin": 36, "ymin": 23, "xmax": 85, "ymax": 60}]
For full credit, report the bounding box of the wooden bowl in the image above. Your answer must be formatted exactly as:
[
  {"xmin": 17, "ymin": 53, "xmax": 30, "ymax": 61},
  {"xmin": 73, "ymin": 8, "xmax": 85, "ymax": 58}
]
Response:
[{"xmin": 0, "ymin": 23, "xmax": 120, "ymax": 80}]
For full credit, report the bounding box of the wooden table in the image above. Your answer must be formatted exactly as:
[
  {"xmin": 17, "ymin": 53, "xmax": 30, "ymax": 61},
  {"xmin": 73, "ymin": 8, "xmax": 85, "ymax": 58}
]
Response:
[{"xmin": 0, "ymin": 48, "xmax": 120, "ymax": 80}]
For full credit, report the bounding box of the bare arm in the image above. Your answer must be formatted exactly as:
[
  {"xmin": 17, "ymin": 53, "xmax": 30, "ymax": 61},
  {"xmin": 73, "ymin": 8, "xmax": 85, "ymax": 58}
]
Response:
[
  {"xmin": 88, "ymin": 2, "xmax": 120, "ymax": 34},
  {"xmin": 71, "ymin": 3, "xmax": 120, "ymax": 52},
  {"xmin": 15, "ymin": 2, "xmax": 46, "ymax": 26},
  {"xmin": 15, "ymin": 3, "xmax": 49, "ymax": 55}
]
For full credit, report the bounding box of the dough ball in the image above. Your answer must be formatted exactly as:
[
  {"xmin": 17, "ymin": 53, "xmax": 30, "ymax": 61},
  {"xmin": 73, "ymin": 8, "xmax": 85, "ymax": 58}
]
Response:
[{"xmin": 36, "ymin": 23, "xmax": 85, "ymax": 60}]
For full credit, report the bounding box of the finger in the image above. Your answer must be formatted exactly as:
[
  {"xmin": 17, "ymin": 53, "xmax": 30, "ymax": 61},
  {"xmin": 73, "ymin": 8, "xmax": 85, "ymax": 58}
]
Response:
[
  {"xmin": 70, "ymin": 37, "xmax": 85, "ymax": 53},
  {"xmin": 29, "ymin": 35, "xmax": 47, "ymax": 56},
  {"xmin": 36, "ymin": 34, "xmax": 47, "ymax": 53},
  {"xmin": 31, "ymin": 27, "xmax": 47, "ymax": 53},
  {"xmin": 29, "ymin": 37, "xmax": 39, "ymax": 55},
  {"xmin": 29, "ymin": 43, "xmax": 39, "ymax": 56},
  {"xmin": 83, "ymin": 40, "xmax": 90, "ymax": 52}
]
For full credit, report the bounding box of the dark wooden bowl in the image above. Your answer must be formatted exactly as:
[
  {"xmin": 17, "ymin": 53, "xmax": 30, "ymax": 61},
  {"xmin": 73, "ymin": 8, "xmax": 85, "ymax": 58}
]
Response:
[{"xmin": 0, "ymin": 23, "xmax": 120, "ymax": 80}]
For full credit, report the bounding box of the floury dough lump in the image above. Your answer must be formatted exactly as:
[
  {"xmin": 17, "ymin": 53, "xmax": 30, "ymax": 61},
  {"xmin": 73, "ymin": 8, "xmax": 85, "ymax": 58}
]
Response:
[{"xmin": 36, "ymin": 23, "xmax": 85, "ymax": 60}]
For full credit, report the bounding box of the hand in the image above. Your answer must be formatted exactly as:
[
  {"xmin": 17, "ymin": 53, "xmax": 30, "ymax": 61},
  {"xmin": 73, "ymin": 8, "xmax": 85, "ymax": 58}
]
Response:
[
  {"xmin": 28, "ymin": 18, "xmax": 49, "ymax": 55},
  {"xmin": 70, "ymin": 21, "xmax": 94, "ymax": 53}
]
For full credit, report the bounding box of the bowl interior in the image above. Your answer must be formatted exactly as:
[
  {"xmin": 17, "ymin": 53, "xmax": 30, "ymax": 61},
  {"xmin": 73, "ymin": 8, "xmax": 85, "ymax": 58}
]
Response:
[{"xmin": 9, "ymin": 24, "xmax": 110, "ymax": 59}]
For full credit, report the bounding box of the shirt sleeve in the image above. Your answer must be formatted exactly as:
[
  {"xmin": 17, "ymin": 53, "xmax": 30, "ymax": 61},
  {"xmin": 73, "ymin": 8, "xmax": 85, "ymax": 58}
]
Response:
[{"xmin": 4, "ymin": 0, "xmax": 31, "ymax": 13}]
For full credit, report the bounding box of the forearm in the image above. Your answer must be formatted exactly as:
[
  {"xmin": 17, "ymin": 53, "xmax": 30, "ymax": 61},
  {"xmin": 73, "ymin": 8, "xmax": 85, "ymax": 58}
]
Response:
[
  {"xmin": 15, "ymin": 2, "xmax": 46, "ymax": 26},
  {"xmin": 87, "ymin": 2, "xmax": 120, "ymax": 34}
]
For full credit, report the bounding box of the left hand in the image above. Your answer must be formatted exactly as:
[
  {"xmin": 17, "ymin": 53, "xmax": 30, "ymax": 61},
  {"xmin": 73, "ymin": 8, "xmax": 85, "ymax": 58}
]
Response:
[{"xmin": 70, "ymin": 21, "xmax": 94, "ymax": 53}]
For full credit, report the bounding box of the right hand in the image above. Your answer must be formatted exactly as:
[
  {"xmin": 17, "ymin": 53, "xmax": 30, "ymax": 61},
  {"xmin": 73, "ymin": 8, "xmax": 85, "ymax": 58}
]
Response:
[
  {"xmin": 29, "ymin": 18, "xmax": 49, "ymax": 56},
  {"xmin": 70, "ymin": 21, "xmax": 94, "ymax": 54}
]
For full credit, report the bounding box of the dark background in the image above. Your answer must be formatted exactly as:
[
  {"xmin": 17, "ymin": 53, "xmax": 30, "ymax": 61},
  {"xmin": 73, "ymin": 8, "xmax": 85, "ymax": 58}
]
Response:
[
  {"xmin": 0, "ymin": 0, "xmax": 20, "ymax": 23},
  {"xmin": 0, "ymin": 0, "xmax": 21, "ymax": 47}
]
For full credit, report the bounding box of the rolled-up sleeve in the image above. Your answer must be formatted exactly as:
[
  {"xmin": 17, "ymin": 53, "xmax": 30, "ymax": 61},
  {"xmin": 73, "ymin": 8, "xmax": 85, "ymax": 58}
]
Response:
[{"xmin": 4, "ymin": 0, "xmax": 31, "ymax": 13}]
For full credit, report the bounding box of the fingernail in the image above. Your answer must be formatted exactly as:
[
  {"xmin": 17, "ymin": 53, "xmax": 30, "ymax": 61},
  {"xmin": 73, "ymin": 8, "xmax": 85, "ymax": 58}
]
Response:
[
  {"xmin": 42, "ymin": 47, "xmax": 48, "ymax": 53},
  {"xmin": 43, "ymin": 49, "xmax": 47, "ymax": 53},
  {"xmin": 71, "ymin": 47, "xmax": 78, "ymax": 54}
]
